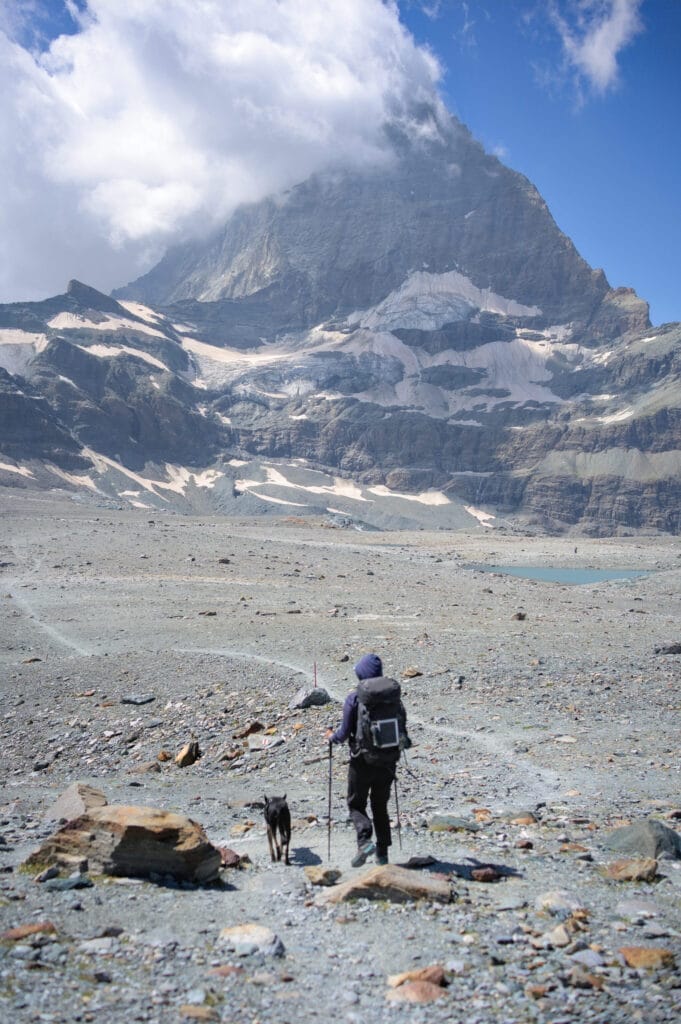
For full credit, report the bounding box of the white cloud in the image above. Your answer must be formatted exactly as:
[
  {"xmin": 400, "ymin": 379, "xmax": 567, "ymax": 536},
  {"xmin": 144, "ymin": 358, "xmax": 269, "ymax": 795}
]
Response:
[
  {"xmin": 0, "ymin": 0, "xmax": 441, "ymax": 302},
  {"xmin": 550, "ymin": 0, "xmax": 644, "ymax": 94}
]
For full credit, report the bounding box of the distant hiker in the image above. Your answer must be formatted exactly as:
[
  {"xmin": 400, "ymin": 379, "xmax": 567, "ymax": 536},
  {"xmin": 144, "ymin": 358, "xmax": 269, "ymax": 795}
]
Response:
[{"xmin": 326, "ymin": 653, "xmax": 411, "ymax": 867}]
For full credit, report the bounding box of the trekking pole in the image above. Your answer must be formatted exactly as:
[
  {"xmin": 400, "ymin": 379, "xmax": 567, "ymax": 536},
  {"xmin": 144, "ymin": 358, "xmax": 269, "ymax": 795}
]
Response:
[
  {"xmin": 327, "ymin": 741, "xmax": 333, "ymax": 862},
  {"xmin": 394, "ymin": 772, "xmax": 403, "ymax": 852}
]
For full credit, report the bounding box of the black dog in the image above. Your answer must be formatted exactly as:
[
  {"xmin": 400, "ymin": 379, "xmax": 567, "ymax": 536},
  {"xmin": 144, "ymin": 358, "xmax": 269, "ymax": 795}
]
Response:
[{"xmin": 264, "ymin": 794, "xmax": 291, "ymax": 865}]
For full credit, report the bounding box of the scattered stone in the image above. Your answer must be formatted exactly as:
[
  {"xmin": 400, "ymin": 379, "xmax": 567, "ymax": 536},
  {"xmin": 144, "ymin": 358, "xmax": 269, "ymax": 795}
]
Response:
[
  {"xmin": 218, "ymin": 557, "xmax": 231, "ymax": 564},
  {"xmin": 535, "ymin": 891, "xmax": 586, "ymax": 916},
  {"xmin": 512, "ymin": 612, "xmax": 526, "ymax": 621},
  {"xmin": 387, "ymin": 965, "xmax": 446, "ymax": 988},
  {"xmin": 401, "ymin": 855, "xmax": 437, "ymax": 869},
  {"xmin": 316, "ymin": 864, "xmax": 452, "ymax": 906},
  {"xmin": 561, "ymin": 842, "xmax": 589, "ymax": 853},
  {"xmin": 508, "ymin": 812, "xmax": 537, "ymax": 826},
  {"xmin": 132, "ymin": 761, "xmax": 161, "ymax": 774},
  {"xmin": 567, "ymin": 966, "xmax": 605, "ymax": 990},
  {"xmin": 157, "ymin": 750, "xmax": 172, "ymax": 762},
  {"xmin": 654, "ymin": 643, "xmax": 681, "ymax": 655},
  {"xmin": 175, "ymin": 738, "xmax": 201, "ymax": 767},
  {"xmin": 44, "ymin": 782, "xmax": 108, "ymax": 822},
  {"xmin": 2, "ymin": 921, "xmax": 57, "ymax": 941},
  {"xmin": 606, "ymin": 819, "xmax": 681, "ymax": 860},
  {"xmin": 179, "ymin": 1007, "xmax": 218, "ymax": 1021},
  {"xmin": 428, "ymin": 814, "xmax": 480, "ymax": 833},
  {"xmin": 120, "ymin": 693, "xmax": 155, "ymax": 705},
  {"xmin": 218, "ymin": 847, "xmax": 243, "ymax": 868},
  {"xmin": 386, "ymin": 980, "xmax": 447, "ymax": 1003},
  {"xmin": 615, "ymin": 899, "xmax": 660, "ymax": 920},
  {"xmin": 219, "ymin": 924, "xmax": 285, "ymax": 958},
  {"xmin": 571, "ymin": 949, "xmax": 605, "ymax": 969},
  {"xmin": 233, "ymin": 721, "xmax": 265, "ymax": 738},
  {"xmin": 248, "ymin": 734, "xmax": 284, "ymax": 751},
  {"xmin": 44, "ymin": 873, "xmax": 93, "ymax": 892},
  {"xmin": 288, "ymin": 687, "xmax": 331, "ymax": 710},
  {"xmin": 22, "ymin": 656, "xmax": 42, "ymax": 663},
  {"xmin": 24, "ymin": 805, "xmax": 222, "ymax": 883},
  {"xmin": 207, "ymin": 965, "xmax": 244, "ymax": 978},
  {"xmin": 198, "ymin": 610, "xmax": 217, "ymax": 616},
  {"xmin": 604, "ymin": 858, "xmax": 659, "ymax": 882},
  {"xmin": 470, "ymin": 866, "xmax": 500, "ymax": 883},
  {"xmin": 304, "ymin": 866, "xmax": 341, "ymax": 886},
  {"xmin": 402, "ymin": 666, "xmax": 423, "ymax": 678},
  {"xmin": 35, "ymin": 865, "xmax": 60, "ymax": 883},
  {"xmin": 515, "ymin": 839, "xmax": 534, "ymax": 850},
  {"xmin": 619, "ymin": 947, "xmax": 676, "ymax": 970}
]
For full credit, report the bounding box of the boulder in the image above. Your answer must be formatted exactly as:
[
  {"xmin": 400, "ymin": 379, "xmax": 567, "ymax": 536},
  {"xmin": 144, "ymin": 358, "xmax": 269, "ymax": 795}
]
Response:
[
  {"xmin": 44, "ymin": 782, "xmax": 107, "ymax": 822},
  {"xmin": 605, "ymin": 819, "xmax": 681, "ymax": 860},
  {"xmin": 175, "ymin": 739, "xmax": 201, "ymax": 767},
  {"xmin": 24, "ymin": 805, "xmax": 222, "ymax": 883},
  {"xmin": 316, "ymin": 864, "xmax": 453, "ymax": 905},
  {"xmin": 428, "ymin": 814, "xmax": 479, "ymax": 833},
  {"xmin": 288, "ymin": 687, "xmax": 331, "ymax": 710},
  {"xmin": 387, "ymin": 965, "xmax": 447, "ymax": 988}
]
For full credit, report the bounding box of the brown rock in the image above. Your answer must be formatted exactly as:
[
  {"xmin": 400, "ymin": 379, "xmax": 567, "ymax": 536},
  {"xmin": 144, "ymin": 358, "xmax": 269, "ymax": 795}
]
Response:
[
  {"xmin": 470, "ymin": 866, "xmax": 500, "ymax": 883},
  {"xmin": 509, "ymin": 812, "xmax": 537, "ymax": 826},
  {"xmin": 2, "ymin": 921, "xmax": 57, "ymax": 941},
  {"xmin": 316, "ymin": 864, "xmax": 452, "ymax": 906},
  {"xmin": 179, "ymin": 1007, "xmax": 218, "ymax": 1021},
  {"xmin": 515, "ymin": 839, "xmax": 534, "ymax": 850},
  {"xmin": 24, "ymin": 805, "xmax": 222, "ymax": 883},
  {"xmin": 525, "ymin": 984, "xmax": 550, "ymax": 999},
  {"xmin": 218, "ymin": 847, "xmax": 243, "ymax": 868},
  {"xmin": 619, "ymin": 947, "xmax": 676, "ymax": 970},
  {"xmin": 402, "ymin": 667, "xmax": 423, "ymax": 678},
  {"xmin": 175, "ymin": 739, "xmax": 201, "ymax": 767},
  {"xmin": 157, "ymin": 750, "xmax": 172, "ymax": 762},
  {"xmin": 207, "ymin": 965, "xmax": 244, "ymax": 978},
  {"xmin": 44, "ymin": 782, "xmax": 107, "ymax": 822},
  {"xmin": 387, "ymin": 965, "xmax": 446, "ymax": 988},
  {"xmin": 386, "ymin": 981, "xmax": 447, "ymax": 1003},
  {"xmin": 561, "ymin": 842, "xmax": 589, "ymax": 853},
  {"xmin": 304, "ymin": 866, "xmax": 341, "ymax": 886},
  {"xmin": 604, "ymin": 858, "xmax": 658, "ymax": 882},
  {"xmin": 567, "ymin": 966, "xmax": 604, "ymax": 990}
]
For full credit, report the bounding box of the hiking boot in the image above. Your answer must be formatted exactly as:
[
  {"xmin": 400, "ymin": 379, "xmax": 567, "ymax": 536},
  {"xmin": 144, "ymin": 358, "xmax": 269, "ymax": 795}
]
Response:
[
  {"xmin": 376, "ymin": 853, "xmax": 388, "ymax": 866},
  {"xmin": 351, "ymin": 841, "xmax": 376, "ymax": 868}
]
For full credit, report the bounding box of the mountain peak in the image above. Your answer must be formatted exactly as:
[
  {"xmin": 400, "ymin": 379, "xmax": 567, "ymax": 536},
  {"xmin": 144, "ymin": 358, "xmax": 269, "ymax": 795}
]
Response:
[{"xmin": 66, "ymin": 279, "xmax": 124, "ymax": 315}]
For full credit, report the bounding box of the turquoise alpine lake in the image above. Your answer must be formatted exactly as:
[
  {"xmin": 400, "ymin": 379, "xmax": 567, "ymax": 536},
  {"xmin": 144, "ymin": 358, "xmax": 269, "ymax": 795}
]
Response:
[{"xmin": 467, "ymin": 565, "xmax": 651, "ymax": 585}]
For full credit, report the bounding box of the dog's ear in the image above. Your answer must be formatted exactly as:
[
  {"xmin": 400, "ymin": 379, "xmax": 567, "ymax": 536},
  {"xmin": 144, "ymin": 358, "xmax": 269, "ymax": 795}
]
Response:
[
  {"xmin": 263, "ymin": 795, "xmax": 268, "ymax": 806},
  {"xmin": 283, "ymin": 794, "xmax": 286, "ymax": 801}
]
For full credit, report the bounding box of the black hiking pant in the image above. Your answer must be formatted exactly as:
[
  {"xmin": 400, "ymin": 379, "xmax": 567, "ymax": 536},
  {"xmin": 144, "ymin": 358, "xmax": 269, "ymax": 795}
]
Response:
[{"xmin": 347, "ymin": 755, "xmax": 395, "ymax": 854}]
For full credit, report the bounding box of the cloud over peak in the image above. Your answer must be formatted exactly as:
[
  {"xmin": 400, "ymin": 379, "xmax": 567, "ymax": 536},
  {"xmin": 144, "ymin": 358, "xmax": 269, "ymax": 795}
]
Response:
[
  {"xmin": 551, "ymin": 0, "xmax": 644, "ymax": 95},
  {"xmin": 0, "ymin": 0, "xmax": 440, "ymax": 301}
]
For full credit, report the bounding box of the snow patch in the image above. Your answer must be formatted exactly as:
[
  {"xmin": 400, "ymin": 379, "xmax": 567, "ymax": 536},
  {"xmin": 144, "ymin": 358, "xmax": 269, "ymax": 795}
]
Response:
[
  {"xmin": 352, "ymin": 269, "xmax": 542, "ymax": 332},
  {"xmin": 80, "ymin": 344, "xmax": 169, "ymax": 372},
  {"xmin": 48, "ymin": 466, "xmax": 102, "ymax": 492},
  {"xmin": 0, "ymin": 460, "xmax": 34, "ymax": 478},
  {"xmin": 48, "ymin": 312, "xmax": 167, "ymax": 338},
  {"xmin": 0, "ymin": 330, "xmax": 48, "ymax": 375},
  {"xmin": 465, "ymin": 506, "xmax": 496, "ymax": 527},
  {"xmin": 367, "ymin": 485, "xmax": 450, "ymax": 506}
]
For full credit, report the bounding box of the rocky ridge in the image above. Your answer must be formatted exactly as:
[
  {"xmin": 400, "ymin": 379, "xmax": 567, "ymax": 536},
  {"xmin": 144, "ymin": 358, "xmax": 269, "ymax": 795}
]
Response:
[{"xmin": 0, "ymin": 111, "xmax": 679, "ymax": 533}]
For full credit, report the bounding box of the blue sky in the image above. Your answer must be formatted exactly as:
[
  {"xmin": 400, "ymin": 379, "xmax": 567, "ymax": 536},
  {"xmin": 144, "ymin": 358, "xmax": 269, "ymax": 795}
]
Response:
[
  {"xmin": 397, "ymin": 1, "xmax": 681, "ymax": 326},
  {"xmin": 1, "ymin": 1, "xmax": 678, "ymax": 325}
]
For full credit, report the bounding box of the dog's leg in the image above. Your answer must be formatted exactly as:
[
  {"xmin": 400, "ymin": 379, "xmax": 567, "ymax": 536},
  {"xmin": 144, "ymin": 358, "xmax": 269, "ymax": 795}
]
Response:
[
  {"xmin": 283, "ymin": 831, "xmax": 290, "ymax": 866},
  {"xmin": 275, "ymin": 829, "xmax": 282, "ymax": 861},
  {"xmin": 267, "ymin": 825, "xmax": 276, "ymax": 863}
]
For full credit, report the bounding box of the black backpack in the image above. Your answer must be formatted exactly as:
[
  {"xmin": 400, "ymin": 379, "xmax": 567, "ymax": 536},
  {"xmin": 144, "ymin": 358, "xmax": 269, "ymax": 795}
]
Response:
[{"xmin": 354, "ymin": 677, "xmax": 410, "ymax": 766}]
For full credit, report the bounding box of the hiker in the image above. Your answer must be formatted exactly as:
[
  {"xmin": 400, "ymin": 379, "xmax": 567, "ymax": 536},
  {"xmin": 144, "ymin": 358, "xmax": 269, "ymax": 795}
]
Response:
[{"xmin": 325, "ymin": 653, "xmax": 410, "ymax": 867}]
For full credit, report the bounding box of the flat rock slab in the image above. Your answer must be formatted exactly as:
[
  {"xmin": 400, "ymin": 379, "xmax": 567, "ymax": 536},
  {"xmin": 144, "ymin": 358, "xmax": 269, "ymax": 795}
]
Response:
[
  {"xmin": 24, "ymin": 805, "xmax": 222, "ymax": 883},
  {"xmin": 44, "ymin": 782, "xmax": 108, "ymax": 822},
  {"xmin": 605, "ymin": 819, "xmax": 681, "ymax": 860},
  {"xmin": 316, "ymin": 864, "xmax": 453, "ymax": 905}
]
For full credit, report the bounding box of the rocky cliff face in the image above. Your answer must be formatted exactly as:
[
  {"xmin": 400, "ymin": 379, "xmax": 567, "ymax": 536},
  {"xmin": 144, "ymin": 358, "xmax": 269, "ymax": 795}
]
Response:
[{"xmin": 0, "ymin": 112, "xmax": 678, "ymax": 534}]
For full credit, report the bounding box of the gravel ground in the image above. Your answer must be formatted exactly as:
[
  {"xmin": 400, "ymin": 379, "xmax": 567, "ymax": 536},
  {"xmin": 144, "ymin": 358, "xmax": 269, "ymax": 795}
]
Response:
[{"xmin": 2, "ymin": 489, "xmax": 681, "ymax": 1023}]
